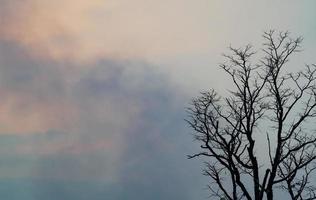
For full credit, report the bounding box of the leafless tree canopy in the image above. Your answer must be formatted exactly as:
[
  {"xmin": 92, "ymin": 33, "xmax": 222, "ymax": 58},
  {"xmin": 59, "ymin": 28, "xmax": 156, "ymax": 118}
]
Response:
[{"xmin": 187, "ymin": 31, "xmax": 316, "ymax": 200}]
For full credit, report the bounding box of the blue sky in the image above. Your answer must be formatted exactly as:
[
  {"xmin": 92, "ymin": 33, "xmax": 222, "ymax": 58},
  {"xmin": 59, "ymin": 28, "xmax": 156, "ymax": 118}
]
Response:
[{"xmin": 0, "ymin": 0, "xmax": 316, "ymax": 199}]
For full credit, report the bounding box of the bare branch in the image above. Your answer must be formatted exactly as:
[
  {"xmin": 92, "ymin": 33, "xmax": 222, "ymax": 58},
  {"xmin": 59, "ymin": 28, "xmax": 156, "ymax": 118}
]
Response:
[{"xmin": 187, "ymin": 30, "xmax": 316, "ymax": 200}]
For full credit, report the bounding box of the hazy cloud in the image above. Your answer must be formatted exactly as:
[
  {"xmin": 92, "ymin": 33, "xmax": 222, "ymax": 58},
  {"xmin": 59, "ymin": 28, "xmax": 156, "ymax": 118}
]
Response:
[
  {"xmin": 0, "ymin": 0, "xmax": 212, "ymax": 62},
  {"xmin": 0, "ymin": 1, "xmax": 316, "ymax": 200}
]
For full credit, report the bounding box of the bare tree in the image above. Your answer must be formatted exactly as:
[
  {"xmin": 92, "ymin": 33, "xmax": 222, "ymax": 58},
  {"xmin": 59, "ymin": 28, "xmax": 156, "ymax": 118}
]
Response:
[{"xmin": 186, "ymin": 30, "xmax": 316, "ymax": 200}]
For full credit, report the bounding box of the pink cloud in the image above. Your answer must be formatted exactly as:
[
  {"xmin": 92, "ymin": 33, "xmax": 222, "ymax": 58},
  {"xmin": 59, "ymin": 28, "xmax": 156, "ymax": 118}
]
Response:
[
  {"xmin": 0, "ymin": 0, "xmax": 212, "ymax": 63},
  {"xmin": 0, "ymin": 89, "xmax": 79, "ymax": 134},
  {"xmin": 15, "ymin": 138, "xmax": 114, "ymax": 155}
]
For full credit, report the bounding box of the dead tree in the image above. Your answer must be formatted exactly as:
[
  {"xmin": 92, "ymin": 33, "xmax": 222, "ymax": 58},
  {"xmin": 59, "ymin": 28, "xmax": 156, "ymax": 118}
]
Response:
[{"xmin": 186, "ymin": 30, "xmax": 316, "ymax": 200}]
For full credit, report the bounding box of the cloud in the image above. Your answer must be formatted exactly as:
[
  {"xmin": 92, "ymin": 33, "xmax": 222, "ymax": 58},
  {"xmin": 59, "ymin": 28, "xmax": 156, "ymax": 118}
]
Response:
[
  {"xmin": 0, "ymin": 42, "xmax": 144, "ymax": 184},
  {"xmin": 0, "ymin": 69, "xmax": 206, "ymax": 197},
  {"xmin": 0, "ymin": 0, "xmax": 211, "ymax": 62},
  {"xmin": 0, "ymin": 40, "xmax": 197, "ymax": 186},
  {"xmin": 0, "ymin": 2, "xmax": 316, "ymax": 200},
  {"xmin": 1, "ymin": 0, "xmax": 313, "ymax": 93},
  {"xmin": 0, "ymin": 41, "xmax": 143, "ymax": 135}
]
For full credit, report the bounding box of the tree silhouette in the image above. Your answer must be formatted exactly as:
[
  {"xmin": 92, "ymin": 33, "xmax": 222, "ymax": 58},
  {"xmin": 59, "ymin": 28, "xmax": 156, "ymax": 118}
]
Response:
[{"xmin": 186, "ymin": 30, "xmax": 316, "ymax": 200}]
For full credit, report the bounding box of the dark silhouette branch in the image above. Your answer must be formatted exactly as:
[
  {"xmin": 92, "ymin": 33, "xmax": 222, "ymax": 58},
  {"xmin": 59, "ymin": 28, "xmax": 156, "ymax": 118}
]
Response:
[{"xmin": 187, "ymin": 30, "xmax": 316, "ymax": 200}]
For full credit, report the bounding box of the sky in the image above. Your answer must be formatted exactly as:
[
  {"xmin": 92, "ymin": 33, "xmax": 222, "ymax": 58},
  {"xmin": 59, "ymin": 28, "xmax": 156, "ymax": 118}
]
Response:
[{"xmin": 0, "ymin": 0, "xmax": 316, "ymax": 199}]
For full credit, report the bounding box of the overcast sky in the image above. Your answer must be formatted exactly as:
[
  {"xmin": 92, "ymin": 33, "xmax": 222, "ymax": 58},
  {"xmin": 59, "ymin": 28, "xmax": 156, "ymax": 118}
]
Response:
[{"xmin": 0, "ymin": 1, "xmax": 316, "ymax": 199}]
